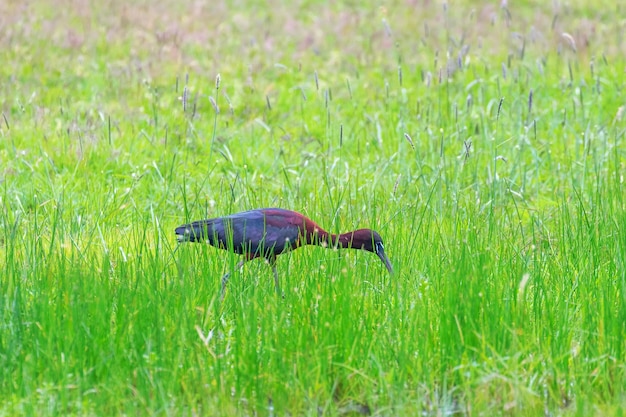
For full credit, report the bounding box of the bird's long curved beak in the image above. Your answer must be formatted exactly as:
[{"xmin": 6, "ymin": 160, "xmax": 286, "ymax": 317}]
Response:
[{"xmin": 377, "ymin": 248, "xmax": 393, "ymax": 274}]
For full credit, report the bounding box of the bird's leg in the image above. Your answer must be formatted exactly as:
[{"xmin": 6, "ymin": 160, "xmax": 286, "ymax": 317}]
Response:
[
  {"xmin": 267, "ymin": 255, "xmax": 283, "ymax": 298},
  {"xmin": 220, "ymin": 272, "xmax": 230, "ymax": 300},
  {"xmin": 272, "ymin": 264, "xmax": 282, "ymax": 295},
  {"xmin": 220, "ymin": 259, "xmax": 246, "ymax": 300}
]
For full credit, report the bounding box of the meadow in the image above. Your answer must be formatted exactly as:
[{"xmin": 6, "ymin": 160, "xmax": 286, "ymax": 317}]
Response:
[{"xmin": 1, "ymin": 0, "xmax": 625, "ymax": 415}]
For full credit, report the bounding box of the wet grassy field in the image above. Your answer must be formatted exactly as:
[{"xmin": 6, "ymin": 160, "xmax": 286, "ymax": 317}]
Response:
[{"xmin": 1, "ymin": 0, "xmax": 625, "ymax": 415}]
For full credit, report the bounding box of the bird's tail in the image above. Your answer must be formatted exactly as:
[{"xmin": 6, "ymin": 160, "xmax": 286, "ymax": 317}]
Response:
[
  {"xmin": 175, "ymin": 225, "xmax": 190, "ymax": 242},
  {"xmin": 175, "ymin": 220, "xmax": 215, "ymax": 243},
  {"xmin": 175, "ymin": 223, "xmax": 200, "ymax": 242}
]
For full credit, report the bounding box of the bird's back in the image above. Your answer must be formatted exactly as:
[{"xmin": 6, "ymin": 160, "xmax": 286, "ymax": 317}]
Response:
[{"xmin": 175, "ymin": 208, "xmax": 305, "ymax": 259}]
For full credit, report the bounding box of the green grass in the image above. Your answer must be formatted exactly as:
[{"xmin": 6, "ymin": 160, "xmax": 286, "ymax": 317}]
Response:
[{"xmin": 1, "ymin": 0, "xmax": 626, "ymax": 415}]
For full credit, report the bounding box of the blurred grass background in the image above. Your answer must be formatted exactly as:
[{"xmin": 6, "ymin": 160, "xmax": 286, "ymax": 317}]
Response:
[{"xmin": 1, "ymin": 0, "xmax": 625, "ymax": 415}]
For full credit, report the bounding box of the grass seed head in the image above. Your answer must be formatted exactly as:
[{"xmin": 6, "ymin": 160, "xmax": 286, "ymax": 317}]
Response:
[
  {"xmin": 561, "ymin": 33, "xmax": 577, "ymax": 52},
  {"xmin": 209, "ymin": 96, "xmax": 219, "ymax": 114},
  {"xmin": 404, "ymin": 133, "xmax": 415, "ymax": 150}
]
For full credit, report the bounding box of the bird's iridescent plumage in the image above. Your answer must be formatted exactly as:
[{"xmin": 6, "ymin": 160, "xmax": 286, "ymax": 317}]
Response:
[{"xmin": 175, "ymin": 208, "xmax": 392, "ymax": 295}]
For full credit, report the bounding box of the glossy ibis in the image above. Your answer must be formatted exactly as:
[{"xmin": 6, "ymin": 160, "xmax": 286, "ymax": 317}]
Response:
[{"xmin": 175, "ymin": 208, "xmax": 392, "ymax": 296}]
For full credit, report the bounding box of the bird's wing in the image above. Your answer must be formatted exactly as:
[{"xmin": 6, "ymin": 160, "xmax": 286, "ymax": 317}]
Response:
[
  {"xmin": 176, "ymin": 208, "xmax": 304, "ymax": 257},
  {"xmin": 231, "ymin": 209, "xmax": 303, "ymax": 256},
  {"xmin": 261, "ymin": 214, "xmax": 303, "ymax": 255}
]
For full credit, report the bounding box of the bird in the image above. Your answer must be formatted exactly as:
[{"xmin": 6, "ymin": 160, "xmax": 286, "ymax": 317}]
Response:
[{"xmin": 175, "ymin": 208, "xmax": 393, "ymax": 297}]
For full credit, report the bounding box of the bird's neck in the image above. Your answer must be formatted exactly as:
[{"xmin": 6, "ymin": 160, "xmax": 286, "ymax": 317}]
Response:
[{"xmin": 308, "ymin": 230, "xmax": 355, "ymax": 249}]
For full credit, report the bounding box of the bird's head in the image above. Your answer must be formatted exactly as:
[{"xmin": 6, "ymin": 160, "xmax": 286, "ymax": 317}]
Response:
[{"xmin": 348, "ymin": 229, "xmax": 393, "ymax": 273}]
